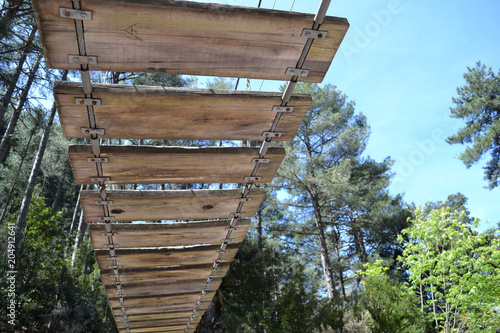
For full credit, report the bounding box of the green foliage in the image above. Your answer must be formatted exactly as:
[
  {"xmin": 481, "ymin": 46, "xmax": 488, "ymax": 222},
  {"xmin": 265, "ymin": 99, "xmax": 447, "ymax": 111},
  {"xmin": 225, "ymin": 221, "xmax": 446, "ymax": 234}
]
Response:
[
  {"xmin": 399, "ymin": 205, "xmax": 500, "ymax": 332},
  {"xmin": 358, "ymin": 261, "xmax": 426, "ymax": 333},
  {"xmin": 446, "ymin": 62, "xmax": 500, "ymax": 189},
  {"xmin": 0, "ymin": 190, "xmax": 115, "ymax": 332}
]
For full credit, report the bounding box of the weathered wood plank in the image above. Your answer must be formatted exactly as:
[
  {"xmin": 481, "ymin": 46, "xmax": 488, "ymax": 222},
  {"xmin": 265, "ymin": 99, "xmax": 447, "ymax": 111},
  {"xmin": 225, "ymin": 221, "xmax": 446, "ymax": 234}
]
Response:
[
  {"xmin": 111, "ymin": 291, "xmax": 216, "ymax": 307},
  {"xmin": 127, "ymin": 311, "xmax": 194, "ymax": 322},
  {"xmin": 112, "ymin": 302, "xmax": 203, "ymax": 316},
  {"xmin": 101, "ymin": 263, "xmax": 230, "ymax": 286},
  {"xmin": 118, "ymin": 317, "xmax": 190, "ymax": 329},
  {"xmin": 90, "ymin": 220, "xmax": 249, "ymax": 250},
  {"xmin": 81, "ymin": 189, "xmax": 263, "ymax": 222},
  {"xmin": 89, "ymin": 220, "xmax": 250, "ymax": 249},
  {"xmin": 33, "ymin": 0, "xmax": 348, "ymax": 82},
  {"xmin": 128, "ymin": 325, "xmax": 188, "ymax": 333},
  {"xmin": 69, "ymin": 145, "xmax": 285, "ymax": 185},
  {"xmin": 54, "ymin": 81, "xmax": 311, "ymax": 141},
  {"xmin": 104, "ymin": 279, "xmax": 222, "ymax": 298},
  {"xmin": 95, "ymin": 244, "xmax": 240, "ymax": 271}
]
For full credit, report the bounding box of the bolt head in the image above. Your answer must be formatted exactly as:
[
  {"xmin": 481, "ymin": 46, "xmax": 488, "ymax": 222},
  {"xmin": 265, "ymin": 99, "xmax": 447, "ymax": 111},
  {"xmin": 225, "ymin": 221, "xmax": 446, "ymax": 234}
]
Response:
[
  {"xmin": 79, "ymin": 99, "xmax": 85, "ymax": 104},
  {"xmin": 72, "ymin": 57, "xmax": 80, "ymax": 62},
  {"xmin": 317, "ymin": 33, "xmax": 323, "ymax": 39},
  {"xmin": 64, "ymin": 11, "xmax": 71, "ymax": 17},
  {"xmin": 92, "ymin": 101, "xmax": 97, "ymax": 105},
  {"xmin": 80, "ymin": 13, "xmax": 87, "ymax": 18},
  {"xmin": 286, "ymin": 107, "xmax": 291, "ymax": 112}
]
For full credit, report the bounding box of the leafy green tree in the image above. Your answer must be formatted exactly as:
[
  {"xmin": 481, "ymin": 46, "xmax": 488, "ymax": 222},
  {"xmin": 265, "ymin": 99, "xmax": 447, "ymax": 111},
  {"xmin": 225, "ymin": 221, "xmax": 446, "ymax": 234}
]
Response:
[
  {"xmin": 399, "ymin": 205, "xmax": 500, "ymax": 332},
  {"xmin": 446, "ymin": 62, "xmax": 500, "ymax": 189},
  {"xmin": 357, "ymin": 260, "xmax": 425, "ymax": 333}
]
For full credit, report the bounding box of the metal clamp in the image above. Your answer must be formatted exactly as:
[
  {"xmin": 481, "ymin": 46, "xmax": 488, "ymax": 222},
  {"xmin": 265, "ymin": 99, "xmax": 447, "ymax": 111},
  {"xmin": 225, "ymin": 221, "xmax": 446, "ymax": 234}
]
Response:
[
  {"xmin": 104, "ymin": 244, "xmax": 119, "ymax": 248},
  {"xmin": 101, "ymin": 232, "xmax": 117, "ymax": 236},
  {"xmin": 81, "ymin": 128, "xmax": 105, "ymax": 135},
  {"xmin": 95, "ymin": 200, "xmax": 113, "ymax": 205},
  {"xmin": 301, "ymin": 29, "xmax": 328, "ymax": 39},
  {"xmin": 262, "ymin": 131, "xmax": 282, "ymax": 138},
  {"xmin": 244, "ymin": 176, "xmax": 262, "ymax": 182},
  {"xmin": 220, "ymin": 239, "xmax": 234, "ymax": 243},
  {"xmin": 229, "ymin": 212, "xmax": 245, "ymax": 217},
  {"xmin": 272, "ymin": 106, "xmax": 294, "ymax": 113},
  {"xmin": 69, "ymin": 55, "xmax": 98, "ymax": 65},
  {"xmin": 75, "ymin": 98, "xmax": 102, "ymax": 106},
  {"xmin": 252, "ymin": 158, "xmax": 270, "ymax": 163},
  {"xmin": 225, "ymin": 227, "xmax": 239, "ymax": 231},
  {"xmin": 60, "ymin": 8, "xmax": 92, "ymax": 20},
  {"xmin": 235, "ymin": 197, "xmax": 251, "ymax": 202},
  {"xmin": 98, "ymin": 216, "xmax": 115, "ymax": 221},
  {"xmin": 285, "ymin": 67, "xmax": 309, "ymax": 77},
  {"xmin": 91, "ymin": 177, "xmax": 111, "ymax": 182},
  {"xmin": 87, "ymin": 157, "xmax": 109, "ymax": 163}
]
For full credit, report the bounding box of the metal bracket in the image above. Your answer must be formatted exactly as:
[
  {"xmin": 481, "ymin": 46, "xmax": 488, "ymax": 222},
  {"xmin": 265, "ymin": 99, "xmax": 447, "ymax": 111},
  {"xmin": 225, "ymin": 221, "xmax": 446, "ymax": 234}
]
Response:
[
  {"xmin": 301, "ymin": 28, "xmax": 328, "ymax": 39},
  {"xmin": 101, "ymin": 232, "xmax": 117, "ymax": 236},
  {"xmin": 69, "ymin": 55, "xmax": 98, "ymax": 65},
  {"xmin": 216, "ymin": 250, "xmax": 228, "ymax": 254},
  {"xmin": 106, "ymin": 257, "xmax": 121, "ymax": 260},
  {"xmin": 98, "ymin": 216, "xmax": 115, "ymax": 221},
  {"xmin": 221, "ymin": 238, "xmax": 234, "ymax": 243},
  {"xmin": 262, "ymin": 131, "xmax": 282, "ymax": 138},
  {"xmin": 213, "ymin": 259, "xmax": 226, "ymax": 263},
  {"xmin": 229, "ymin": 212, "xmax": 246, "ymax": 217},
  {"xmin": 104, "ymin": 244, "xmax": 119, "ymax": 248},
  {"xmin": 285, "ymin": 67, "xmax": 309, "ymax": 77},
  {"xmin": 95, "ymin": 200, "xmax": 113, "ymax": 205},
  {"xmin": 272, "ymin": 106, "xmax": 294, "ymax": 113},
  {"xmin": 210, "ymin": 268, "xmax": 220, "ymax": 271},
  {"xmin": 91, "ymin": 177, "xmax": 110, "ymax": 182},
  {"xmin": 225, "ymin": 227, "xmax": 239, "ymax": 231},
  {"xmin": 60, "ymin": 7, "xmax": 92, "ymax": 20},
  {"xmin": 87, "ymin": 157, "xmax": 109, "ymax": 163},
  {"xmin": 81, "ymin": 128, "xmax": 105, "ymax": 135},
  {"xmin": 235, "ymin": 197, "xmax": 251, "ymax": 202},
  {"xmin": 75, "ymin": 98, "xmax": 101, "ymax": 106},
  {"xmin": 108, "ymin": 265, "xmax": 122, "ymax": 269},
  {"xmin": 244, "ymin": 176, "xmax": 262, "ymax": 181},
  {"xmin": 252, "ymin": 158, "xmax": 270, "ymax": 163}
]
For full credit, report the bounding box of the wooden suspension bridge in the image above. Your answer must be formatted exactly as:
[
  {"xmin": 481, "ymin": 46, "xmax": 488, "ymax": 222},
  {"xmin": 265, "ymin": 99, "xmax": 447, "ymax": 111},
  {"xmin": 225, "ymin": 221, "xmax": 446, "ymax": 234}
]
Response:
[{"xmin": 32, "ymin": 0, "xmax": 348, "ymax": 332}]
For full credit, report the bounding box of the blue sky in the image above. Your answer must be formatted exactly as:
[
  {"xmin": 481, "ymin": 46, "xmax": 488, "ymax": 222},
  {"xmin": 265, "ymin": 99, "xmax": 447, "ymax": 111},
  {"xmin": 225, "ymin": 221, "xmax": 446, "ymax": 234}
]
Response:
[{"xmin": 195, "ymin": 0, "xmax": 500, "ymax": 227}]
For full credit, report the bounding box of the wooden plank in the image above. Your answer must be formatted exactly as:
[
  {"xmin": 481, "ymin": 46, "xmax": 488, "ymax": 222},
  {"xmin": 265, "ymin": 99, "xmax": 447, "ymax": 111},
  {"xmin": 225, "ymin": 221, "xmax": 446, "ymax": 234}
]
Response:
[
  {"xmin": 81, "ymin": 189, "xmax": 263, "ymax": 222},
  {"xmin": 33, "ymin": 0, "xmax": 348, "ymax": 82},
  {"xmin": 111, "ymin": 291, "xmax": 216, "ymax": 307},
  {"xmin": 119, "ymin": 317, "xmax": 190, "ymax": 329},
  {"xmin": 69, "ymin": 145, "xmax": 285, "ymax": 185},
  {"xmin": 112, "ymin": 303, "xmax": 202, "ymax": 316},
  {"xmin": 89, "ymin": 220, "xmax": 250, "ymax": 249},
  {"xmin": 129, "ymin": 325, "xmax": 188, "ymax": 333},
  {"xmin": 90, "ymin": 220, "xmax": 249, "ymax": 249},
  {"xmin": 54, "ymin": 81, "xmax": 311, "ymax": 141},
  {"xmin": 104, "ymin": 279, "xmax": 222, "ymax": 298},
  {"xmin": 95, "ymin": 244, "xmax": 240, "ymax": 271},
  {"xmin": 127, "ymin": 311, "xmax": 194, "ymax": 322},
  {"xmin": 101, "ymin": 264, "xmax": 230, "ymax": 286}
]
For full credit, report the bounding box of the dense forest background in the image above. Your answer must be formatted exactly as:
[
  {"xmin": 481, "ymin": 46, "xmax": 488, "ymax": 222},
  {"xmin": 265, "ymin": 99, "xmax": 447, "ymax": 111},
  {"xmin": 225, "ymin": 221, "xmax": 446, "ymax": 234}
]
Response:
[{"xmin": 1, "ymin": 0, "xmax": 499, "ymax": 332}]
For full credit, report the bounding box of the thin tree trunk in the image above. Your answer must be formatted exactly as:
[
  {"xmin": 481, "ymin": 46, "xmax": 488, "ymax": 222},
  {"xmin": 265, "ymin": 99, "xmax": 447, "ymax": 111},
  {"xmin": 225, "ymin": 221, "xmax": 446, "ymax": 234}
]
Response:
[
  {"xmin": 311, "ymin": 188, "xmax": 336, "ymax": 300},
  {"xmin": 51, "ymin": 167, "xmax": 67, "ymax": 210},
  {"xmin": 257, "ymin": 209, "xmax": 263, "ymax": 249},
  {"xmin": 0, "ymin": 25, "xmax": 37, "ymax": 123},
  {"xmin": 0, "ymin": 52, "xmax": 42, "ymax": 163},
  {"xmin": 64, "ymin": 185, "xmax": 83, "ymax": 257},
  {"xmin": 71, "ymin": 210, "xmax": 86, "ymax": 268},
  {"xmin": 0, "ymin": 121, "xmax": 37, "ymax": 225},
  {"xmin": 14, "ymin": 70, "xmax": 68, "ymax": 250}
]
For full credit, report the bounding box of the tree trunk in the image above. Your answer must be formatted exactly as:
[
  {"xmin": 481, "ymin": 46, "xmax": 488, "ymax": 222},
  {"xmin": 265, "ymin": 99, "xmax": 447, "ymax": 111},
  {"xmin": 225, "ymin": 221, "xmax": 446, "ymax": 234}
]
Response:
[
  {"xmin": 64, "ymin": 185, "xmax": 82, "ymax": 257},
  {"xmin": 310, "ymin": 187, "xmax": 336, "ymax": 300},
  {"xmin": 71, "ymin": 210, "xmax": 87, "ymax": 268},
  {"xmin": 0, "ymin": 52, "xmax": 42, "ymax": 163},
  {"xmin": 257, "ymin": 208, "xmax": 263, "ymax": 249},
  {"xmin": 0, "ymin": 25, "xmax": 37, "ymax": 124},
  {"xmin": 51, "ymin": 167, "xmax": 67, "ymax": 210},
  {"xmin": 0, "ymin": 121, "xmax": 37, "ymax": 225},
  {"xmin": 14, "ymin": 70, "xmax": 68, "ymax": 250}
]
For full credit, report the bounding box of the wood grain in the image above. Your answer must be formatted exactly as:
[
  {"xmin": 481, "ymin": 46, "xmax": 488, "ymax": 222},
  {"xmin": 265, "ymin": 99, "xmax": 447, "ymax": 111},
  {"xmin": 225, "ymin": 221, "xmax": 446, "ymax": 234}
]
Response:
[
  {"xmin": 54, "ymin": 81, "xmax": 311, "ymax": 141},
  {"xmin": 90, "ymin": 220, "xmax": 249, "ymax": 250},
  {"xmin": 101, "ymin": 263, "xmax": 230, "ymax": 286},
  {"xmin": 69, "ymin": 145, "xmax": 285, "ymax": 185},
  {"xmin": 95, "ymin": 244, "xmax": 240, "ymax": 271},
  {"xmin": 111, "ymin": 291, "xmax": 216, "ymax": 307},
  {"xmin": 33, "ymin": 0, "xmax": 348, "ymax": 82},
  {"xmin": 81, "ymin": 188, "xmax": 263, "ymax": 222},
  {"xmin": 104, "ymin": 279, "xmax": 222, "ymax": 298}
]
